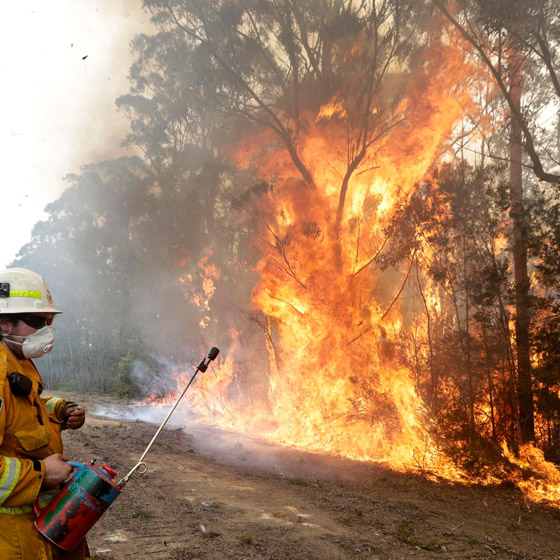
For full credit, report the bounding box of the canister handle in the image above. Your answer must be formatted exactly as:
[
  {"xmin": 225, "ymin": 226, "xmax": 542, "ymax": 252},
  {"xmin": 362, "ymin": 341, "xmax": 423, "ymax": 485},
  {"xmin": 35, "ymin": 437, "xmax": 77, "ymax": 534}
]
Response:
[
  {"xmin": 33, "ymin": 461, "xmax": 84, "ymax": 517},
  {"xmin": 67, "ymin": 461, "xmax": 86, "ymax": 472}
]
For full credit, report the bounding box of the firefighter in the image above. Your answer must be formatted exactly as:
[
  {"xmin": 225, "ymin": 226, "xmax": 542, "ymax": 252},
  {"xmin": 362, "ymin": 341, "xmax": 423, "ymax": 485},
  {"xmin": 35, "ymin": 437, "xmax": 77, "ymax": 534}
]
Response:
[{"xmin": 0, "ymin": 267, "xmax": 89, "ymax": 559}]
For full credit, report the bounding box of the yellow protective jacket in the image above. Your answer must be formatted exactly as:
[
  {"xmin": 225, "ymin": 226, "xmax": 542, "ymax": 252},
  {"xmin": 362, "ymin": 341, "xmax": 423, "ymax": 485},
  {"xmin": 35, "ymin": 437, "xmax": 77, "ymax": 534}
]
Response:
[{"xmin": 0, "ymin": 343, "xmax": 89, "ymax": 559}]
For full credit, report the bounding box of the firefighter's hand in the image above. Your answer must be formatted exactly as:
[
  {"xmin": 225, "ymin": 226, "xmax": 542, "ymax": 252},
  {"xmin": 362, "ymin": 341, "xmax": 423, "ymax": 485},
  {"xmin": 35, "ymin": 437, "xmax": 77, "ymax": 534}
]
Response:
[
  {"xmin": 64, "ymin": 405, "xmax": 86, "ymax": 430},
  {"xmin": 43, "ymin": 454, "xmax": 73, "ymax": 488}
]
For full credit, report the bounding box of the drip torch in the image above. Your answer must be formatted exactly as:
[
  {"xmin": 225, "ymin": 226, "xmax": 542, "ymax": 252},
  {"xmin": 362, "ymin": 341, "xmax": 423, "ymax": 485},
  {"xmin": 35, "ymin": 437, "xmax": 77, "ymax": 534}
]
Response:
[{"xmin": 33, "ymin": 347, "xmax": 220, "ymax": 552}]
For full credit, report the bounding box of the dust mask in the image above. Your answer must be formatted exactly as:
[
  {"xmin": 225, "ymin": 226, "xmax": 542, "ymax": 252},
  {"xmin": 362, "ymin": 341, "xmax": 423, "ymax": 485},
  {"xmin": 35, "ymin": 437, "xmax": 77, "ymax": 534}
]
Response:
[{"xmin": 5, "ymin": 326, "xmax": 55, "ymax": 359}]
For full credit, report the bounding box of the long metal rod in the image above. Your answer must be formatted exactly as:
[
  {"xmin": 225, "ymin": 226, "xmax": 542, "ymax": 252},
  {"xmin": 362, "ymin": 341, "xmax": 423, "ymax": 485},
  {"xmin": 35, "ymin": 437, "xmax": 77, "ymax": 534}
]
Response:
[{"xmin": 119, "ymin": 348, "xmax": 219, "ymax": 485}]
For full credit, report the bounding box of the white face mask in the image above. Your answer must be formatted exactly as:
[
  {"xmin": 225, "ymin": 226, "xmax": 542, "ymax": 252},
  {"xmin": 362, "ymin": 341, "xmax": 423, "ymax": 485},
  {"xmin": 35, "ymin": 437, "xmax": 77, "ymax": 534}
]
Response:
[{"xmin": 4, "ymin": 326, "xmax": 55, "ymax": 359}]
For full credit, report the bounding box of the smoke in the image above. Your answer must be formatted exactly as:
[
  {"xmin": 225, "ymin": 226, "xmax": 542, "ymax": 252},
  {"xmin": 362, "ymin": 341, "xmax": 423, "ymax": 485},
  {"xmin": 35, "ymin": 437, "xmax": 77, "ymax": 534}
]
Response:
[
  {"xmin": 93, "ymin": 403, "xmax": 171, "ymax": 426},
  {"xmin": 67, "ymin": 1, "xmax": 153, "ymax": 166},
  {"xmin": 129, "ymin": 355, "xmax": 195, "ymax": 399},
  {"xmin": 93, "ymin": 398, "xmax": 393, "ymax": 483},
  {"xmin": 2, "ymin": 2, "xmax": 155, "ymax": 268},
  {"xmin": 92, "ymin": 356, "xmax": 200, "ymax": 424}
]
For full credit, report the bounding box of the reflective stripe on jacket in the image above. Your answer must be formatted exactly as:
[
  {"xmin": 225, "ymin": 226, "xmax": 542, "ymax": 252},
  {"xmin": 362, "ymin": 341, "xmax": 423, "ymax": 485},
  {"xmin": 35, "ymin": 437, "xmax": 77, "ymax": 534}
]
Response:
[{"xmin": 0, "ymin": 488, "xmax": 57, "ymax": 514}]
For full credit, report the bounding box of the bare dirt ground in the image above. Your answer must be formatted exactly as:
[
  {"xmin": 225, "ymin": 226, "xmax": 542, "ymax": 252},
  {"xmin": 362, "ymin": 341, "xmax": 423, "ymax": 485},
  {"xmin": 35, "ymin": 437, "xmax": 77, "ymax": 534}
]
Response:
[{"xmin": 55, "ymin": 394, "xmax": 560, "ymax": 560}]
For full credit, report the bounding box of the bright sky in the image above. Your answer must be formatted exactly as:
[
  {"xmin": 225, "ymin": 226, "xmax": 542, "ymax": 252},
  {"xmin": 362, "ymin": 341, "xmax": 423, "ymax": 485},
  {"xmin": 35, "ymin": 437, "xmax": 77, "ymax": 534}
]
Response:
[{"xmin": 0, "ymin": 1, "xmax": 153, "ymax": 268}]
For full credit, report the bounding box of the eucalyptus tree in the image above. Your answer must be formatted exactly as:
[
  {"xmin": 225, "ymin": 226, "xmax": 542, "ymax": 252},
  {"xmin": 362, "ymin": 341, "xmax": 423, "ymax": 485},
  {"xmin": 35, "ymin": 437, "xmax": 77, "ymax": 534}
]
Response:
[
  {"xmin": 430, "ymin": 0, "xmax": 560, "ymax": 443},
  {"xmin": 142, "ymin": 0, "xmax": 431, "ymax": 231}
]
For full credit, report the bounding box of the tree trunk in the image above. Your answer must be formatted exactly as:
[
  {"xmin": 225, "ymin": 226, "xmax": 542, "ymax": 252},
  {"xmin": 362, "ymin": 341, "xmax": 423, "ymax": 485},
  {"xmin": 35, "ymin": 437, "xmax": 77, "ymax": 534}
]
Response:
[
  {"xmin": 481, "ymin": 320, "xmax": 497, "ymax": 441},
  {"xmin": 463, "ymin": 242, "xmax": 476, "ymax": 441},
  {"xmin": 509, "ymin": 59, "xmax": 534, "ymax": 443}
]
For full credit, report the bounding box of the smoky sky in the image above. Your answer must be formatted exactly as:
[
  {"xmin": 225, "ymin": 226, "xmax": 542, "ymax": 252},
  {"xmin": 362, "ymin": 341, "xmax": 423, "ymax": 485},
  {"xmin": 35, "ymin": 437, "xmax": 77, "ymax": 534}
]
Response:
[{"xmin": 1, "ymin": 1, "xmax": 154, "ymax": 267}]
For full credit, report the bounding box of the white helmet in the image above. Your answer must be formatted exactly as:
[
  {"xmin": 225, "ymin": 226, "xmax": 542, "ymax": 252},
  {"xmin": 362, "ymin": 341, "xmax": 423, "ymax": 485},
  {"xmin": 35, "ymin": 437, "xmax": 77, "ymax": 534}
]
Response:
[{"xmin": 0, "ymin": 268, "xmax": 62, "ymax": 314}]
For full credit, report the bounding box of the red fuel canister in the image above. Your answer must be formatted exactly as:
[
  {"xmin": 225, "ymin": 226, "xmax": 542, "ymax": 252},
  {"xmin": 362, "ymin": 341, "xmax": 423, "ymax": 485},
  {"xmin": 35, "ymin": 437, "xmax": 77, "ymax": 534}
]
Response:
[{"xmin": 33, "ymin": 461, "xmax": 122, "ymax": 551}]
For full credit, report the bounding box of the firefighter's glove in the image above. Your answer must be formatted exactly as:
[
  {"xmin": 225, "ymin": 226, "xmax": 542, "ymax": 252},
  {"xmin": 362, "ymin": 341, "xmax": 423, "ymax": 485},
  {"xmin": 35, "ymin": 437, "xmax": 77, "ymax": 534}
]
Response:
[{"xmin": 64, "ymin": 404, "xmax": 86, "ymax": 430}]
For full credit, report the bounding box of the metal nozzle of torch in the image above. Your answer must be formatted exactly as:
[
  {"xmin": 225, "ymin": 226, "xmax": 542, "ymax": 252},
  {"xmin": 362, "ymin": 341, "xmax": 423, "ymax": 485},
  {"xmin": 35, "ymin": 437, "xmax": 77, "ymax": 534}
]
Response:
[{"xmin": 119, "ymin": 346, "xmax": 220, "ymax": 486}]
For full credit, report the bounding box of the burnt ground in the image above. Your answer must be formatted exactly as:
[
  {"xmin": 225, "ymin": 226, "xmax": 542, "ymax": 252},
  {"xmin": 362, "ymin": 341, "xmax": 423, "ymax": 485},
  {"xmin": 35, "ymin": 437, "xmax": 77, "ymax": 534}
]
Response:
[{"xmin": 54, "ymin": 394, "xmax": 560, "ymax": 560}]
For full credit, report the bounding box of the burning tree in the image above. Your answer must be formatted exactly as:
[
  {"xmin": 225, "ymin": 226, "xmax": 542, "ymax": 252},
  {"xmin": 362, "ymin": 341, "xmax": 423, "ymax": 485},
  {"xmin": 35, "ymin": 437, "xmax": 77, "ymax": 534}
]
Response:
[
  {"xmin": 134, "ymin": 0, "xmax": 492, "ymax": 472},
  {"xmin": 432, "ymin": 0, "xmax": 560, "ymax": 446}
]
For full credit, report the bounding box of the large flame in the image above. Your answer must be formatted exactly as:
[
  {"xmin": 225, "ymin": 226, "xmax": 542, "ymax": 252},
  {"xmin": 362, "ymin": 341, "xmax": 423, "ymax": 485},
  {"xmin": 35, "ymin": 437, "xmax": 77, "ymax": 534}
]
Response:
[
  {"xmin": 182, "ymin": 36, "xmax": 477, "ymax": 478},
  {"xmin": 148, "ymin": 25, "xmax": 560, "ymax": 506}
]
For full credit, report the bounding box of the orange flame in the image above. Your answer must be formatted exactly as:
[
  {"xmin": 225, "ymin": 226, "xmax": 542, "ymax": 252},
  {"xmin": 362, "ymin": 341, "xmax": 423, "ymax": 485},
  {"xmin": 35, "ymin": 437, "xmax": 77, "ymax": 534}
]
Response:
[
  {"xmin": 178, "ymin": 250, "xmax": 221, "ymax": 328},
  {"xmin": 188, "ymin": 35, "xmax": 478, "ymax": 479}
]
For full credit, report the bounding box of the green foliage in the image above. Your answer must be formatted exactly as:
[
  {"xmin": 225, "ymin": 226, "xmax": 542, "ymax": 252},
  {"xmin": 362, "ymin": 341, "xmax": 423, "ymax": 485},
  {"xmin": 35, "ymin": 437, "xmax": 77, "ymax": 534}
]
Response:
[
  {"xmin": 238, "ymin": 534, "xmax": 253, "ymax": 546},
  {"xmin": 131, "ymin": 509, "xmax": 153, "ymax": 519},
  {"xmin": 385, "ymin": 162, "xmax": 521, "ymax": 454},
  {"xmin": 115, "ymin": 354, "xmax": 139, "ymax": 398},
  {"xmin": 396, "ymin": 519, "xmax": 442, "ymax": 551},
  {"xmin": 288, "ymin": 476, "xmax": 309, "ymax": 487}
]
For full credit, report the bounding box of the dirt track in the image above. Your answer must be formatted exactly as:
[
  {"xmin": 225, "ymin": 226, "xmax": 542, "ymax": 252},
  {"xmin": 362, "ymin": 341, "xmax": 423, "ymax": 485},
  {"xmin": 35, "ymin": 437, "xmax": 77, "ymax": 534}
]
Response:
[{"xmin": 57, "ymin": 395, "xmax": 560, "ymax": 560}]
